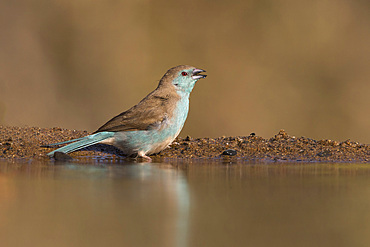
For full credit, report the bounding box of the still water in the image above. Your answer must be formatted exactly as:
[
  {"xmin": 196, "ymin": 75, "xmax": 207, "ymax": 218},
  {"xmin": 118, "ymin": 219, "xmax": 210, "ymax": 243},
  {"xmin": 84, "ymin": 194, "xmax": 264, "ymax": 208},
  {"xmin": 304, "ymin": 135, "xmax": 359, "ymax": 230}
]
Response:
[{"xmin": 0, "ymin": 161, "xmax": 370, "ymax": 247}]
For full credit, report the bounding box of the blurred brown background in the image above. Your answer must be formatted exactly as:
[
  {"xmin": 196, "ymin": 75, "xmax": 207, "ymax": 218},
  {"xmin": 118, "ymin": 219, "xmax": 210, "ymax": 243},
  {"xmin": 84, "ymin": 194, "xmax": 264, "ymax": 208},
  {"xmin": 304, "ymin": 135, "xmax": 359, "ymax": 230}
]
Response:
[{"xmin": 0, "ymin": 0, "xmax": 369, "ymax": 142}]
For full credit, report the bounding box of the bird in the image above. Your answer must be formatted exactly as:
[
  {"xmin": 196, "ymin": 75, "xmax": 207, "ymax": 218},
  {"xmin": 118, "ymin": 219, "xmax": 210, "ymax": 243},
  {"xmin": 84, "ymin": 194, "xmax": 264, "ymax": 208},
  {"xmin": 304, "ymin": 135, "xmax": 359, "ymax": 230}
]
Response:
[{"xmin": 46, "ymin": 65, "xmax": 207, "ymax": 161}]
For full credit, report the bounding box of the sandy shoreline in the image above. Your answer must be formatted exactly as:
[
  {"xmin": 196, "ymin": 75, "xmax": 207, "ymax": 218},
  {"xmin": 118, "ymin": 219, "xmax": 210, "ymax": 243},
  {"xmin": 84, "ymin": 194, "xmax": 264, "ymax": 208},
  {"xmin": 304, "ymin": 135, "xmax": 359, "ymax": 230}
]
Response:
[{"xmin": 0, "ymin": 126, "xmax": 369, "ymax": 163}]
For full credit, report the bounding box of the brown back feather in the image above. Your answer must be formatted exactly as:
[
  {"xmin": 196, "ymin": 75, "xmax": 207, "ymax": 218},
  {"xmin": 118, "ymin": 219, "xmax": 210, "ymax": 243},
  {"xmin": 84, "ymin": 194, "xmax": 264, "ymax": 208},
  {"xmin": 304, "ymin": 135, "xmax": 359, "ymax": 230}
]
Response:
[{"xmin": 93, "ymin": 65, "xmax": 195, "ymax": 133}]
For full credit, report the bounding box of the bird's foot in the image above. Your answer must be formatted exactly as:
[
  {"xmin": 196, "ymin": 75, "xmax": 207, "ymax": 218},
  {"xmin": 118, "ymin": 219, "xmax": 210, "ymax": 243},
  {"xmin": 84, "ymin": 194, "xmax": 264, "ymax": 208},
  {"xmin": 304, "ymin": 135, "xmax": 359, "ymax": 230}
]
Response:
[{"xmin": 138, "ymin": 151, "xmax": 152, "ymax": 162}]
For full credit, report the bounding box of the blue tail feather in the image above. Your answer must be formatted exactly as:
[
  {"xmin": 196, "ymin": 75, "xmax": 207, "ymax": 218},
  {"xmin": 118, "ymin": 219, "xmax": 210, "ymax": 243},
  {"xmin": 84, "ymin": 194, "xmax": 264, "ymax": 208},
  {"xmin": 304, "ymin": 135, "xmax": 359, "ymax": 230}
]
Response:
[
  {"xmin": 46, "ymin": 137, "xmax": 87, "ymax": 146},
  {"xmin": 47, "ymin": 132, "xmax": 115, "ymax": 157}
]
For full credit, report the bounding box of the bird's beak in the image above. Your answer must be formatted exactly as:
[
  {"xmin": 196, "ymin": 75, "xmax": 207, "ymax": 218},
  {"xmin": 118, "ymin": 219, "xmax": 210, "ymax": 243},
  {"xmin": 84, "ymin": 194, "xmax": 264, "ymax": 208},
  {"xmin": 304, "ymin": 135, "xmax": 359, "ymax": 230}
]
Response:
[{"xmin": 192, "ymin": 68, "xmax": 207, "ymax": 80}]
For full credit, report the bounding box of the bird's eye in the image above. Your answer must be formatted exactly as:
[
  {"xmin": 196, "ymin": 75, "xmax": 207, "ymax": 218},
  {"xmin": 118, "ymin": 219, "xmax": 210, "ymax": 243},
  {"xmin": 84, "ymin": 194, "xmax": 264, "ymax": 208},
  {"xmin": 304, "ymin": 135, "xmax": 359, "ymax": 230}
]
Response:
[{"xmin": 181, "ymin": 72, "xmax": 188, "ymax": 76}]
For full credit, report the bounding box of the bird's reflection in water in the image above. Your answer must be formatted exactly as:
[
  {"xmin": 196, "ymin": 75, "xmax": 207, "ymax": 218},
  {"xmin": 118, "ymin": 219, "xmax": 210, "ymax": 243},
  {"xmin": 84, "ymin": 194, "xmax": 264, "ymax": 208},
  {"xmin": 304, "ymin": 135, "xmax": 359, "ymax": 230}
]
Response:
[{"xmin": 0, "ymin": 162, "xmax": 190, "ymax": 247}]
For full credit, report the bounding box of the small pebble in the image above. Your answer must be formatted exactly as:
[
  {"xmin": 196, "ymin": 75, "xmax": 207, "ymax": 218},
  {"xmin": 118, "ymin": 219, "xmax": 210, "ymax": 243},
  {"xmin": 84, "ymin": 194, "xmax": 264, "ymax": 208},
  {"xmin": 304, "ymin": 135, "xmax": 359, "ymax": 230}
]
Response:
[
  {"xmin": 185, "ymin": 136, "xmax": 192, "ymax": 141},
  {"xmin": 54, "ymin": 152, "xmax": 73, "ymax": 162},
  {"xmin": 221, "ymin": 149, "xmax": 237, "ymax": 156}
]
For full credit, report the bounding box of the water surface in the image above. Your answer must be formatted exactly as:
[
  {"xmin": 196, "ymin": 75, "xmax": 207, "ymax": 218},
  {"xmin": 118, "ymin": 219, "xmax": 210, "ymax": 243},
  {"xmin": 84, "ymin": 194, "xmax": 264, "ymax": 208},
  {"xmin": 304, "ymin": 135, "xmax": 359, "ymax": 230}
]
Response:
[{"xmin": 1, "ymin": 161, "xmax": 370, "ymax": 247}]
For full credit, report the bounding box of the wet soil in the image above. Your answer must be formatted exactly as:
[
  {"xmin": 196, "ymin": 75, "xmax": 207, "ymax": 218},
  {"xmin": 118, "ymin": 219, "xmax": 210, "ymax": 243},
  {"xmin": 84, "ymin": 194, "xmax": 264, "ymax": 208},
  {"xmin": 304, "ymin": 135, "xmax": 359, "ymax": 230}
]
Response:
[{"xmin": 1, "ymin": 126, "xmax": 369, "ymax": 163}]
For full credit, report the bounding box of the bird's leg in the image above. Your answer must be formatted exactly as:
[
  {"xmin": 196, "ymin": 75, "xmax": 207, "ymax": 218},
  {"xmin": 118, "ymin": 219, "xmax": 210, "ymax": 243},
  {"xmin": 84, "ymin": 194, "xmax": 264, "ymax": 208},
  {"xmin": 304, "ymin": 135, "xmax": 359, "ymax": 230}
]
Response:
[{"xmin": 138, "ymin": 151, "xmax": 152, "ymax": 162}]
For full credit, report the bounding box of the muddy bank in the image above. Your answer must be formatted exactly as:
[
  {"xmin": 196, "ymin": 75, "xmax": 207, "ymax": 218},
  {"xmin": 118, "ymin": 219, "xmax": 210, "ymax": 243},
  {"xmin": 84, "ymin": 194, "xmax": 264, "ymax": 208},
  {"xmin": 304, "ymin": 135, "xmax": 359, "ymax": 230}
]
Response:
[{"xmin": 0, "ymin": 126, "xmax": 369, "ymax": 163}]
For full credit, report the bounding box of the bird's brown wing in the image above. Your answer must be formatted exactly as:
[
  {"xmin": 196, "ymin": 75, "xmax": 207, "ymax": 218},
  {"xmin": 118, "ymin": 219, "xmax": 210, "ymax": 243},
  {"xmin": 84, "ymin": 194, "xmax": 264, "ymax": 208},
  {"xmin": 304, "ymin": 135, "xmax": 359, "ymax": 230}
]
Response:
[{"xmin": 94, "ymin": 89, "xmax": 180, "ymax": 133}]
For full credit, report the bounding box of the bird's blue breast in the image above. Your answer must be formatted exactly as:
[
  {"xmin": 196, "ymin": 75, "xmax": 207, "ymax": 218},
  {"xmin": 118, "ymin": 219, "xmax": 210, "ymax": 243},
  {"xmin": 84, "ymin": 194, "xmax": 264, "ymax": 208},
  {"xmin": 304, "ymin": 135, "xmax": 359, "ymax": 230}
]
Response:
[{"xmin": 113, "ymin": 93, "xmax": 190, "ymax": 155}]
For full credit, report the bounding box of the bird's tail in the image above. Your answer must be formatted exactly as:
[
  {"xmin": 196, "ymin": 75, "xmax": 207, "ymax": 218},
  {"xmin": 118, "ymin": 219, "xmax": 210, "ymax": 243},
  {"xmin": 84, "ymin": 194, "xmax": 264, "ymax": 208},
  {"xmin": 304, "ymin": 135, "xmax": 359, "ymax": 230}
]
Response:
[{"xmin": 46, "ymin": 132, "xmax": 115, "ymax": 157}]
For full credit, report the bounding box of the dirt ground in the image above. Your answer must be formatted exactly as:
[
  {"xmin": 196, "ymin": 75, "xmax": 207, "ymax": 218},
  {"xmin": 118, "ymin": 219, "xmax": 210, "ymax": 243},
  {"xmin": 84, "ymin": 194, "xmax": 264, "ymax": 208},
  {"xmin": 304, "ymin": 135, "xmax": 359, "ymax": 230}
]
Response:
[{"xmin": 1, "ymin": 125, "xmax": 369, "ymax": 163}]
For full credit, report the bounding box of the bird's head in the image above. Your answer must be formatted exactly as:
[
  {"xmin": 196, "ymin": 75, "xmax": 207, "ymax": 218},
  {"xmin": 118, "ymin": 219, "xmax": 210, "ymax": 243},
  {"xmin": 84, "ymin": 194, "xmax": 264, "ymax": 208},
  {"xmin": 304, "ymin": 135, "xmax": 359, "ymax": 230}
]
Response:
[{"xmin": 159, "ymin": 65, "xmax": 207, "ymax": 94}]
